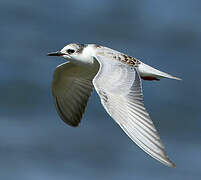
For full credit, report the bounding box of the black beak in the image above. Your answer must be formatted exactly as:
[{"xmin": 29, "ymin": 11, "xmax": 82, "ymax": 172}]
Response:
[{"xmin": 47, "ymin": 51, "xmax": 66, "ymax": 56}]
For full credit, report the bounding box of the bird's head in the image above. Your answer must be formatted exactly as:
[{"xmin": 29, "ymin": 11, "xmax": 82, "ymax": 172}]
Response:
[{"xmin": 47, "ymin": 43, "xmax": 87, "ymax": 62}]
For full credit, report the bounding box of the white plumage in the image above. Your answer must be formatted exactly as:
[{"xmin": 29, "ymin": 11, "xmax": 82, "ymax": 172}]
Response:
[{"xmin": 48, "ymin": 43, "xmax": 181, "ymax": 168}]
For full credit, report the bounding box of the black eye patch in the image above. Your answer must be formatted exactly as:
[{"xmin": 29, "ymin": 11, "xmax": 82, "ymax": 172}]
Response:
[{"xmin": 67, "ymin": 49, "xmax": 75, "ymax": 54}]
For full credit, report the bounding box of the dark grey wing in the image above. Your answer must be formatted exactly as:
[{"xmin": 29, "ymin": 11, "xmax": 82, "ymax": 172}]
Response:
[
  {"xmin": 92, "ymin": 53, "xmax": 175, "ymax": 167},
  {"xmin": 52, "ymin": 62, "xmax": 97, "ymax": 127}
]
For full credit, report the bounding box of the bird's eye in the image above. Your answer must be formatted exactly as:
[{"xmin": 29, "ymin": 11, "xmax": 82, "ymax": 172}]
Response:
[{"xmin": 67, "ymin": 49, "xmax": 75, "ymax": 54}]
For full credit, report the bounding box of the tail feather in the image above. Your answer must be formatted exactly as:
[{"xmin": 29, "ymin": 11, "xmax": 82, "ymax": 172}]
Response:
[{"xmin": 137, "ymin": 62, "xmax": 182, "ymax": 81}]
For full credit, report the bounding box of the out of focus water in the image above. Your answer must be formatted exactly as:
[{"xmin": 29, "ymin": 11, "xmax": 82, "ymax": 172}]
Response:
[{"xmin": 1, "ymin": 0, "xmax": 201, "ymax": 179}]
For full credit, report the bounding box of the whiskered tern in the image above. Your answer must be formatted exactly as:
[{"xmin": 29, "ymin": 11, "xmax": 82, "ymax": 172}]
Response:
[{"xmin": 47, "ymin": 43, "xmax": 181, "ymax": 168}]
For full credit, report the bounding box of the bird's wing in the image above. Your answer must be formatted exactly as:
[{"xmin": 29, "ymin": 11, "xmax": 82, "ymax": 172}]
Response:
[
  {"xmin": 92, "ymin": 52, "xmax": 176, "ymax": 167},
  {"xmin": 52, "ymin": 62, "xmax": 97, "ymax": 127}
]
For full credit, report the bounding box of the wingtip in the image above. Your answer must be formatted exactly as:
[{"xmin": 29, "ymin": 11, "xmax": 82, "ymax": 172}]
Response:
[
  {"xmin": 172, "ymin": 163, "xmax": 176, "ymax": 168},
  {"xmin": 167, "ymin": 160, "xmax": 176, "ymax": 168},
  {"xmin": 163, "ymin": 157, "xmax": 176, "ymax": 168}
]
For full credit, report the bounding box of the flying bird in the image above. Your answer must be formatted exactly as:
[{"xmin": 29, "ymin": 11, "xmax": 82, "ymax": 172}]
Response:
[{"xmin": 47, "ymin": 43, "xmax": 181, "ymax": 168}]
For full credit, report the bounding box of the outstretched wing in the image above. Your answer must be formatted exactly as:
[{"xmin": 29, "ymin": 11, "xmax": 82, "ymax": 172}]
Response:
[
  {"xmin": 52, "ymin": 62, "xmax": 97, "ymax": 127},
  {"xmin": 92, "ymin": 52, "xmax": 175, "ymax": 167}
]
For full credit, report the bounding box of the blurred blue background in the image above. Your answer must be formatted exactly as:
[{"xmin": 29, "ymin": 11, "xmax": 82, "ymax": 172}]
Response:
[{"xmin": 1, "ymin": 0, "xmax": 201, "ymax": 179}]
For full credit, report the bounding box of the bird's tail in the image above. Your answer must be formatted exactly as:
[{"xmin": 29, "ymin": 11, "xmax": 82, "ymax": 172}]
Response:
[{"xmin": 137, "ymin": 62, "xmax": 182, "ymax": 81}]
